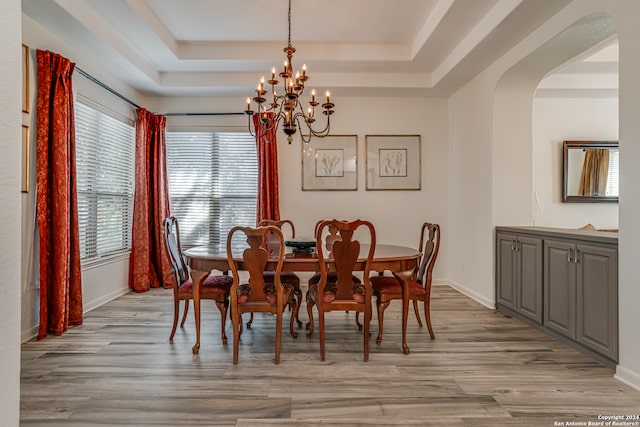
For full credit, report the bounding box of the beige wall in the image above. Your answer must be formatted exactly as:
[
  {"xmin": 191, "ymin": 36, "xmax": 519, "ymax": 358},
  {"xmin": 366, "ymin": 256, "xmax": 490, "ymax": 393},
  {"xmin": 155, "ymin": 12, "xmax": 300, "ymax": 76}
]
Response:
[
  {"xmin": 532, "ymin": 96, "xmax": 619, "ymax": 229},
  {"xmin": 1, "ymin": 0, "xmax": 24, "ymax": 423}
]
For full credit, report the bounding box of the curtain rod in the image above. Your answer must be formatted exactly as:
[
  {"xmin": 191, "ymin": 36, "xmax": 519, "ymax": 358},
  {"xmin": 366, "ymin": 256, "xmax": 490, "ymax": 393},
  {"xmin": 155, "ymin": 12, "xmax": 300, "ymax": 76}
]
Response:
[
  {"xmin": 163, "ymin": 112, "xmax": 244, "ymax": 116},
  {"xmin": 76, "ymin": 67, "xmax": 242, "ymax": 117},
  {"xmin": 76, "ymin": 67, "xmax": 142, "ymax": 109}
]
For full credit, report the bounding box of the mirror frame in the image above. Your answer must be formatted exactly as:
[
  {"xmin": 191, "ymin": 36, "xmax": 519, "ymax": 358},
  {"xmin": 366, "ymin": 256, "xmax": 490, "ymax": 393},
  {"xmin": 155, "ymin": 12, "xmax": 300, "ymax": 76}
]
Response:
[{"xmin": 562, "ymin": 140, "xmax": 618, "ymax": 203}]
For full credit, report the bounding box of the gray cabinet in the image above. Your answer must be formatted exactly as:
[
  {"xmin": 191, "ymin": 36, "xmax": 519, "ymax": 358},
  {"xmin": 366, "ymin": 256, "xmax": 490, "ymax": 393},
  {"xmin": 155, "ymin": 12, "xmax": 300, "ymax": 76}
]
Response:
[
  {"xmin": 543, "ymin": 239, "xmax": 576, "ymax": 338},
  {"xmin": 496, "ymin": 232, "xmax": 543, "ymax": 323},
  {"xmin": 496, "ymin": 226, "xmax": 618, "ymax": 365},
  {"xmin": 576, "ymin": 244, "xmax": 618, "ymax": 360}
]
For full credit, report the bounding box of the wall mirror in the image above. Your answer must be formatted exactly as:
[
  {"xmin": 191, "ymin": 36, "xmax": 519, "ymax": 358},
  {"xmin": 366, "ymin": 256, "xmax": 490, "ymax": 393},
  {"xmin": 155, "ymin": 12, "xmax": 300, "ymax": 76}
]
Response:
[{"xmin": 563, "ymin": 140, "xmax": 618, "ymax": 203}]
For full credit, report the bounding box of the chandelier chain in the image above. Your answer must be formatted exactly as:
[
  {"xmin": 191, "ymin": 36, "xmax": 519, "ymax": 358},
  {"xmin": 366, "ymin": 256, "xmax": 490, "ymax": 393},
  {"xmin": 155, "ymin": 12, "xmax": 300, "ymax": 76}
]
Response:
[{"xmin": 288, "ymin": 0, "xmax": 292, "ymax": 48}]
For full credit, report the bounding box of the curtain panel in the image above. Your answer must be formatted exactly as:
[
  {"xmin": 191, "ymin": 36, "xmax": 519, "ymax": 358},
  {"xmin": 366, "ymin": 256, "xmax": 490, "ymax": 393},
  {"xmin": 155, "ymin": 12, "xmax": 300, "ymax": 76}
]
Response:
[
  {"xmin": 35, "ymin": 50, "xmax": 83, "ymax": 339},
  {"xmin": 254, "ymin": 114, "xmax": 280, "ymax": 223},
  {"xmin": 129, "ymin": 108, "xmax": 174, "ymax": 292},
  {"xmin": 578, "ymin": 148, "xmax": 610, "ymax": 196}
]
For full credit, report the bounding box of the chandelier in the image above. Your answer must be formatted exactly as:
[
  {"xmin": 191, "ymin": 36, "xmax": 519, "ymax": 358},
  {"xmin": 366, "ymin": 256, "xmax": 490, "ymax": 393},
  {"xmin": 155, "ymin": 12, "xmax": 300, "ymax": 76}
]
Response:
[{"xmin": 244, "ymin": 0, "xmax": 335, "ymax": 144}]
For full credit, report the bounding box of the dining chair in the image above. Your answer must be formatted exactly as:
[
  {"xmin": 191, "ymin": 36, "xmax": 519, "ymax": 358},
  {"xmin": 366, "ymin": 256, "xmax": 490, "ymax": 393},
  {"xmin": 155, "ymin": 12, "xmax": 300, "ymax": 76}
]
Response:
[
  {"xmin": 306, "ymin": 219, "xmax": 376, "ymax": 361},
  {"xmin": 227, "ymin": 225, "xmax": 298, "ymax": 364},
  {"xmin": 257, "ymin": 219, "xmax": 303, "ymax": 327},
  {"xmin": 162, "ymin": 216, "xmax": 233, "ymax": 344},
  {"xmin": 370, "ymin": 222, "xmax": 440, "ymax": 344},
  {"xmin": 306, "ymin": 220, "xmax": 363, "ymax": 330}
]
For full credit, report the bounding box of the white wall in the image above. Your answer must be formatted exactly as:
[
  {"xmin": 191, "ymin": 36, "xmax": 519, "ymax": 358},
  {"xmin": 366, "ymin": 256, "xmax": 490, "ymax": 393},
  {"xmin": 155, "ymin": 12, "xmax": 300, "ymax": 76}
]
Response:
[
  {"xmin": 533, "ymin": 96, "xmax": 618, "ymax": 229},
  {"xmin": 154, "ymin": 95, "xmax": 452, "ymax": 282},
  {"xmin": 1, "ymin": 0, "xmax": 24, "ymax": 422},
  {"xmin": 20, "ymin": 14, "xmax": 147, "ymax": 341},
  {"xmin": 448, "ymin": 0, "xmax": 640, "ymax": 390}
]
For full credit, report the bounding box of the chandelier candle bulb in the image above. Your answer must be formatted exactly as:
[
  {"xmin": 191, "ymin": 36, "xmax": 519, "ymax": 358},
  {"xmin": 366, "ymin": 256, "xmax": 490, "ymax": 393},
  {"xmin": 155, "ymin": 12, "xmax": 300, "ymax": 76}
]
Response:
[
  {"xmin": 302, "ymin": 64, "xmax": 306, "ymax": 77},
  {"xmin": 325, "ymin": 91, "xmax": 330, "ymax": 103}
]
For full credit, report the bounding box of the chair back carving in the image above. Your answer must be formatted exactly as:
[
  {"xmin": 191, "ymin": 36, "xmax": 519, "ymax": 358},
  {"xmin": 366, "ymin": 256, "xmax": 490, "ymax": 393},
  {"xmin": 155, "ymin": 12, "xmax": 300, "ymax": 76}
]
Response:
[
  {"xmin": 416, "ymin": 223, "xmax": 440, "ymax": 286},
  {"xmin": 257, "ymin": 219, "xmax": 295, "ymax": 257},
  {"xmin": 316, "ymin": 219, "xmax": 376, "ymax": 302},
  {"xmin": 227, "ymin": 225, "xmax": 285, "ymax": 304},
  {"xmin": 163, "ymin": 216, "xmax": 189, "ymax": 286},
  {"xmin": 314, "ymin": 219, "xmax": 343, "ymax": 252}
]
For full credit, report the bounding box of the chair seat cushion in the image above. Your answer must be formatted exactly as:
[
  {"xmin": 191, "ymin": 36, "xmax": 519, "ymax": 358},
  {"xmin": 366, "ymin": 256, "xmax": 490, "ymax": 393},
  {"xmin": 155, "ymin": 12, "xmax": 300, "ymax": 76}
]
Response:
[
  {"xmin": 236, "ymin": 283, "xmax": 295, "ymax": 306},
  {"xmin": 179, "ymin": 274, "xmax": 233, "ymax": 300},
  {"xmin": 263, "ymin": 271, "xmax": 300, "ymax": 289},
  {"xmin": 308, "ymin": 281, "xmax": 366, "ymax": 304},
  {"xmin": 370, "ymin": 276, "xmax": 426, "ymax": 297},
  {"xmin": 308, "ymin": 271, "xmax": 361, "ymax": 286}
]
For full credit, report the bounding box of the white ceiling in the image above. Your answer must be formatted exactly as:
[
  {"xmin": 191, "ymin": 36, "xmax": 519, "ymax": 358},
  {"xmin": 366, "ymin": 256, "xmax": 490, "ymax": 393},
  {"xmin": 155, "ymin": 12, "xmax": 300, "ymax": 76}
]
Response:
[{"xmin": 22, "ymin": 0, "xmax": 616, "ymax": 99}]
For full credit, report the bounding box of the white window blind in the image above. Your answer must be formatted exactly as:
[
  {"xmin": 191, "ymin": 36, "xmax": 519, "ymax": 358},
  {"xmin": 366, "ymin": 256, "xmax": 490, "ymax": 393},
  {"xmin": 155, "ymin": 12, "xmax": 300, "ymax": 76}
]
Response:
[
  {"xmin": 166, "ymin": 132, "xmax": 257, "ymax": 250},
  {"xmin": 606, "ymin": 149, "xmax": 619, "ymax": 196},
  {"xmin": 75, "ymin": 100, "xmax": 135, "ymax": 261}
]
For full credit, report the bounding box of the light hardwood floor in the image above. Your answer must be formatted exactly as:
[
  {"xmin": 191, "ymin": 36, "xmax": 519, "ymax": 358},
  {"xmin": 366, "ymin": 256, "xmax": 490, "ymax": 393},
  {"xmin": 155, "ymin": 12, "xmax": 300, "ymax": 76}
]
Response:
[{"xmin": 21, "ymin": 285, "xmax": 640, "ymax": 426}]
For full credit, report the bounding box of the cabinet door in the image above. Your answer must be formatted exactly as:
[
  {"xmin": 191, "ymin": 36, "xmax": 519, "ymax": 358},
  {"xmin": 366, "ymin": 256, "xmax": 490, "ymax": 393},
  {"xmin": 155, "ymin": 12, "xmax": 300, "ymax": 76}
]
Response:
[
  {"xmin": 496, "ymin": 233, "xmax": 517, "ymax": 310},
  {"xmin": 516, "ymin": 236, "xmax": 543, "ymax": 324},
  {"xmin": 576, "ymin": 244, "xmax": 618, "ymax": 361},
  {"xmin": 544, "ymin": 239, "xmax": 576, "ymax": 339}
]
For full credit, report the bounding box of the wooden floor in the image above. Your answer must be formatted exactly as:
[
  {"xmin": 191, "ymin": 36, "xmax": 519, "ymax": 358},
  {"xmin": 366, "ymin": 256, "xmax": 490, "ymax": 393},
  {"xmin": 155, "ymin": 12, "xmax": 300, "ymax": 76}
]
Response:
[{"xmin": 21, "ymin": 285, "xmax": 640, "ymax": 426}]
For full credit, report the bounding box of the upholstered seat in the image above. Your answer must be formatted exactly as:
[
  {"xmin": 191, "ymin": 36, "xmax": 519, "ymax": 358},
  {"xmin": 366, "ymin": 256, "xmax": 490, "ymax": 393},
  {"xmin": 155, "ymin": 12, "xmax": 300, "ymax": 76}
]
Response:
[
  {"xmin": 370, "ymin": 222, "xmax": 440, "ymax": 344},
  {"xmin": 177, "ymin": 275, "xmax": 232, "ymax": 300},
  {"xmin": 163, "ymin": 216, "xmax": 233, "ymax": 346}
]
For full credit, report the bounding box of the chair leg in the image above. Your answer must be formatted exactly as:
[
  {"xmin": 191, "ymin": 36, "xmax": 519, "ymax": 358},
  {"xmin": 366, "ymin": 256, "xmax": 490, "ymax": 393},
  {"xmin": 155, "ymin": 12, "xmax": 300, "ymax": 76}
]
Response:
[
  {"xmin": 170, "ymin": 297, "xmax": 180, "ymax": 342},
  {"xmin": 413, "ymin": 299, "xmax": 423, "ymax": 327},
  {"xmin": 306, "ymin": 294, "xmax": 315, "ymax": 338},
  {"xmin": 364, "ymin": 306, "xmax": 371, "ymax": 362},
  {"xmin": 376, "ymin": 300, "xmax": 390, "ymax": 344},
  {"xmin": 288, "ymin": 300, "xmax": 298, "ymax": 338},
  {"xmin": 216, "ymin": 301, "xmax": 228, "ymax": 345},
  {"xmin": 355, "ymin": 312, "xmax": 363, "ymax": 331},
  {"xmin": 294, "ymin": 289, "xmax": 303, "ymax": 327},
  {"xmin": 247, "ymin": 313, "xmax": 254, "ymax": 329},
  {"xmin": 275, "ymin": 309, "xmax": 283, "ymax": 365},
  {"xmin": 319, "ymin": 309, "xmax": 326, "ymax": 361},
  {"xmin": 232, "ymin": 307, "xmax": 241, "ymax": 364},
  {"xmin": 424, "ymin": 288, "xmax": 435, "ymax": 339},
  {"xmin": 180, "ymin": 300, "xmax": 190, "ymax": 328}
]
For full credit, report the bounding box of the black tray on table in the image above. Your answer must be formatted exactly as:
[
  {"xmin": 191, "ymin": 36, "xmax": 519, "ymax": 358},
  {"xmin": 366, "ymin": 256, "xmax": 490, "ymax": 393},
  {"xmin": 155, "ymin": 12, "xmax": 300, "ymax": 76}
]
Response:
[{"xmin": 284, "ymin": 238, "xmax": 316, "ymax": 254}]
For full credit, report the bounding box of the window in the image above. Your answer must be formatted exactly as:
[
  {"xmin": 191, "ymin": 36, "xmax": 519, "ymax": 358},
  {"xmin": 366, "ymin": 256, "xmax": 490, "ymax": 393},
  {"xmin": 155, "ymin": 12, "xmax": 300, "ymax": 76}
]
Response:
[
  {"xmin": 606, "ymin": 149, "xmax": 619, "ymax": 196},
  {"xmin": 166, "ymin": 132, "xmax": 257, "ymax": 249},
  {"xmin": 75, "ymin": 100, "xmax": 135, "ymax": 261}
]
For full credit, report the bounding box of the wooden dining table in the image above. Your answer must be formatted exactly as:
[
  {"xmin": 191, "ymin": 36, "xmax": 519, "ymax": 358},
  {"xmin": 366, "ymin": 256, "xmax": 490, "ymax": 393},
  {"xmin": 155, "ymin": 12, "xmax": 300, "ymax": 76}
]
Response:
[{"xmin": 184, "ymin": 244, "xmax": 421, "ymax": 356}]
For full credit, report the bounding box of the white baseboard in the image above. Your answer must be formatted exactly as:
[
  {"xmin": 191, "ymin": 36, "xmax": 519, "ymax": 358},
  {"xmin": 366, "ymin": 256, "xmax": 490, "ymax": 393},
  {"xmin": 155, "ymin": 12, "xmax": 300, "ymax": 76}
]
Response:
[
  {"xmin": 21, "ymin": 286, "xmax": 130, "ymax": 343},
  {"xmin": 83, "ymin": 286, "xmax": 130, "ymax": 313},
  {"xmin": 440, "ymin": 279, "xmax": 495, "ymax": 309},
  {"xmin": 614, "ymin": 365, "xmax": 640, "ymax": 392}
]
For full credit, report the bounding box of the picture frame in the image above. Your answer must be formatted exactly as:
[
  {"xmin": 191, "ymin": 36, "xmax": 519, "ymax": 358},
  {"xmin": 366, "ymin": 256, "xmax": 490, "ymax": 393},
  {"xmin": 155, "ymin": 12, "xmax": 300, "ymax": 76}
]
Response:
[
  {"xmin": 366, "ymin": 134, "xmax": 421, "ymax": 190},
  {"xmin": 302, "ymin": 134, "xmax": 357, "ymax": 191},
  {"xmin": 22, "ymin": 125, "xmax": 30, "ymax": 193},
  {"xmin": 22, "ymin": 44, "xmax": 30, "ymax": 114}
]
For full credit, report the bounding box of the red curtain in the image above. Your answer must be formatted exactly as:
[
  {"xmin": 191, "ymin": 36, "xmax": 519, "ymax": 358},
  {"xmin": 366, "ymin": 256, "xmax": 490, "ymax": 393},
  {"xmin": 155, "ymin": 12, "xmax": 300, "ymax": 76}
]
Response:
[
  {"xmin": 254, "ymin": 113, "xmax": 280, "ymax": 223},
  {"xmin": 128, "ymin": 108, "xmax": 174, "ymax": 292},
  {"xmin": 35, "ymin": 50, "xmax": 83, "ymax": 339}
]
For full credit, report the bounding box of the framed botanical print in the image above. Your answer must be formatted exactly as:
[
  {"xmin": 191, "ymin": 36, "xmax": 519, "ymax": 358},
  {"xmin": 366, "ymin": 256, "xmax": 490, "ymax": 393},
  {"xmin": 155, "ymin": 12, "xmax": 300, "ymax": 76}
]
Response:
[
  {"xmin": 302, "ymin": 135, "xmax": 358, "ymax": 190},
  {"xmin": 366, "ymin": 134, "xmax": 421, "ymax": 190}
]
